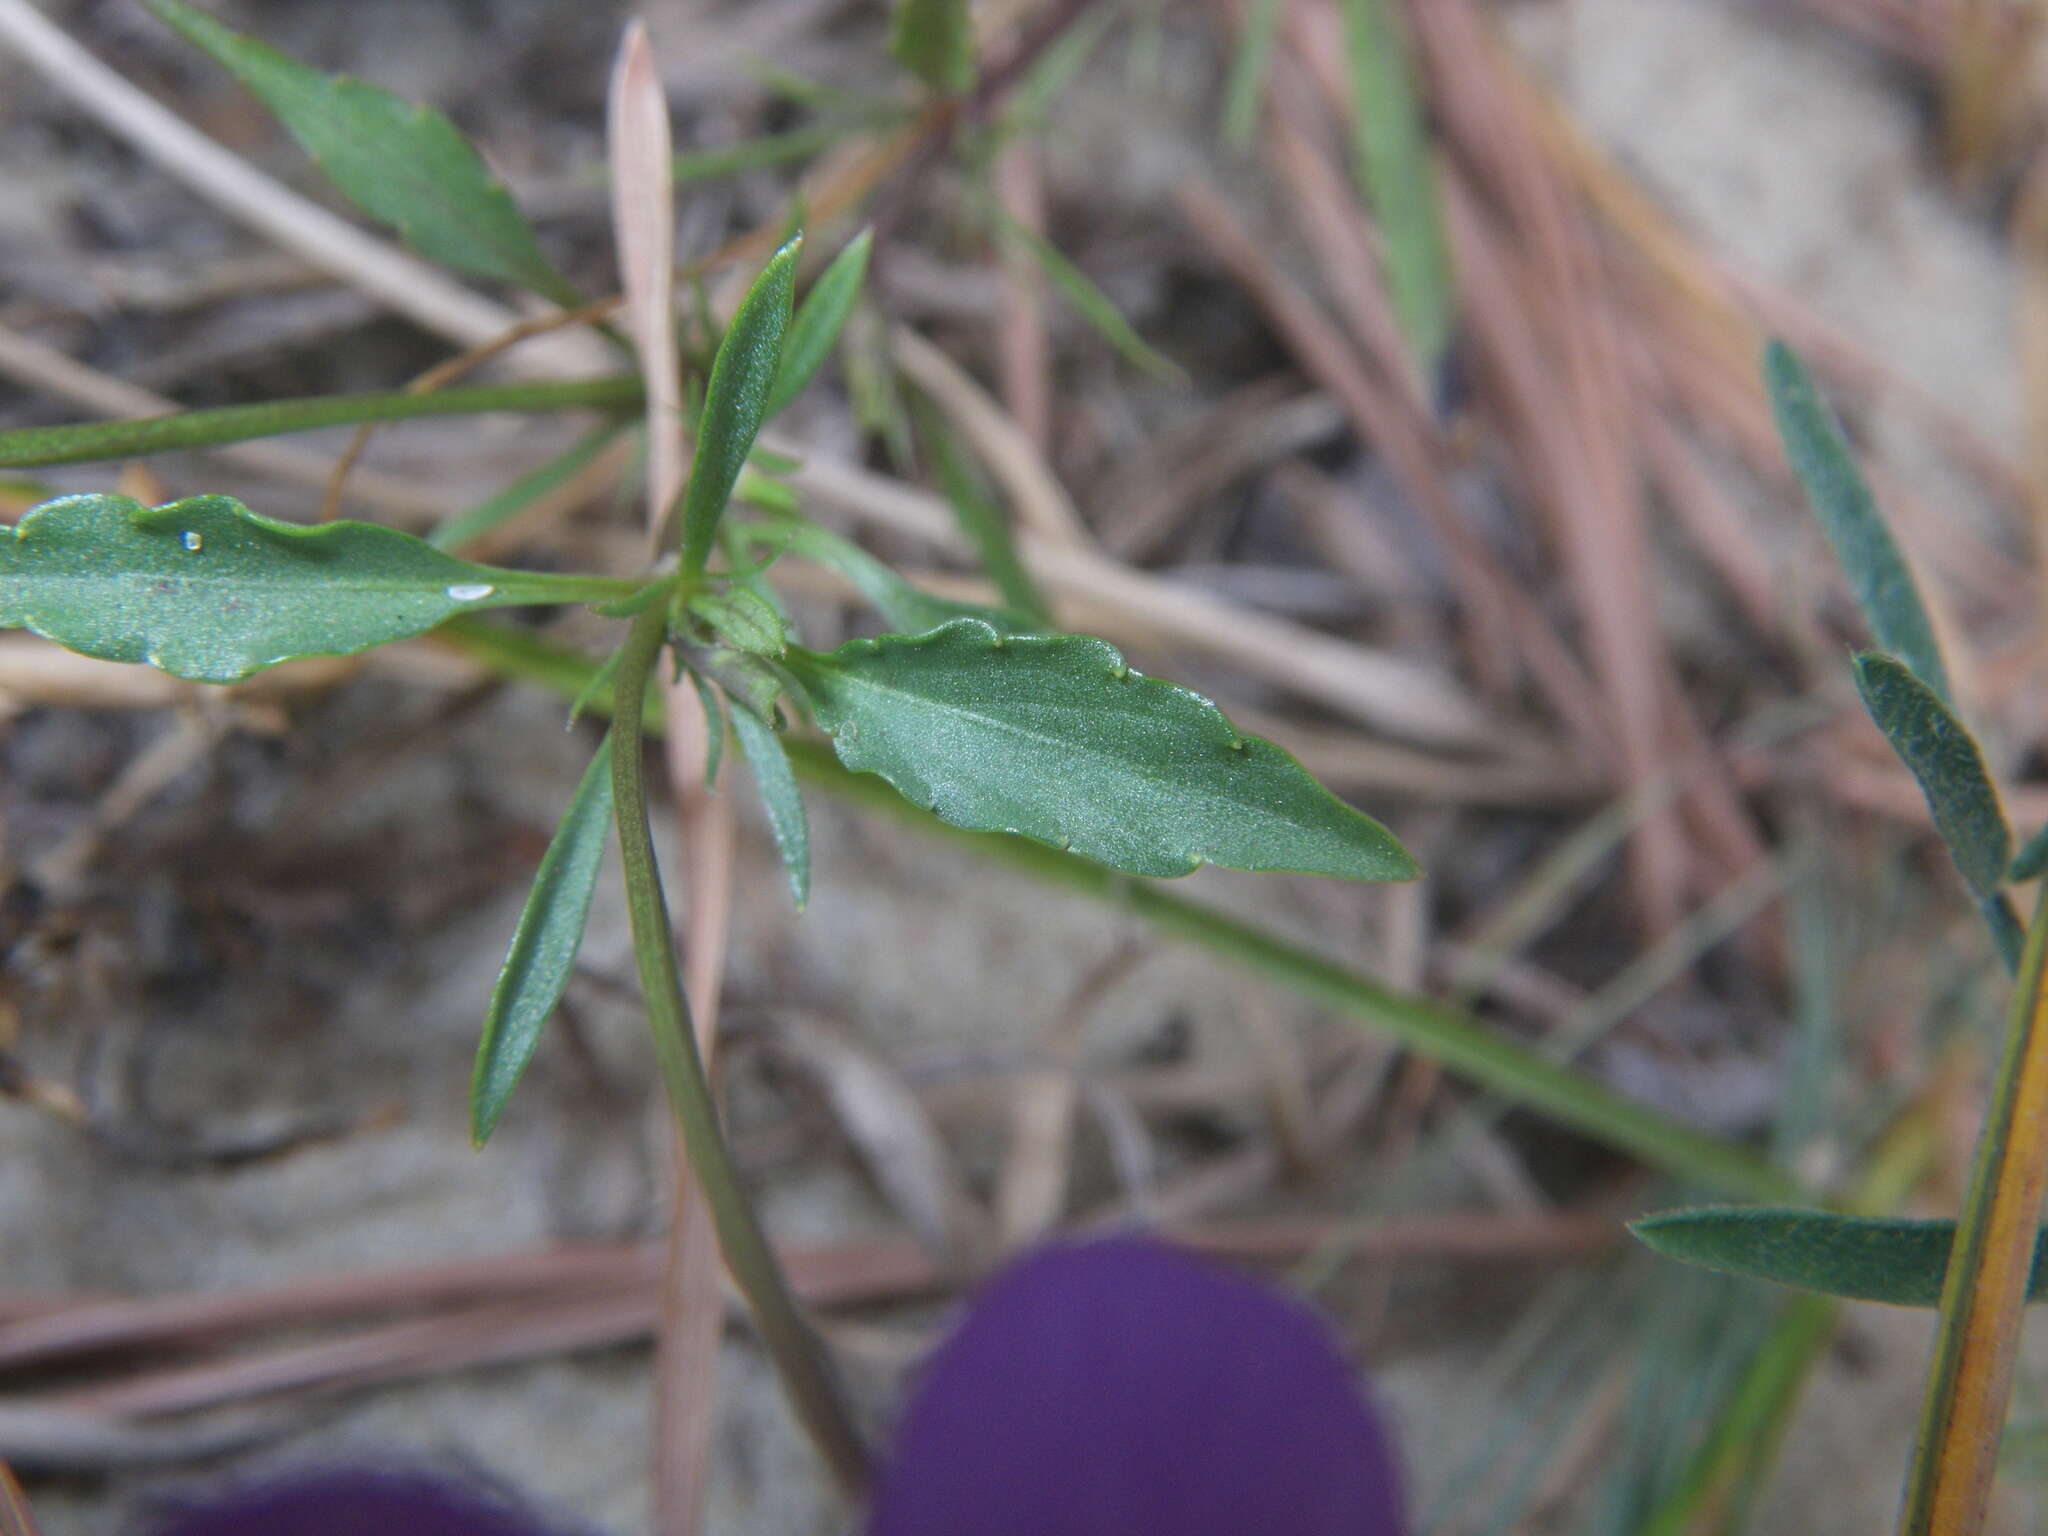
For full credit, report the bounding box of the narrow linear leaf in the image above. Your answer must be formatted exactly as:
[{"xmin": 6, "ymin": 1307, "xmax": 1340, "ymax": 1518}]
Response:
[
  {"xmin": 675, "ymin": 237, "xmax": 802, "ymax": 574},
  {"xmin": 146, "ymin": 0, "xmax": 576, "ymax": 305},
  {"xmin": 689, "ymin": 668, "xmax": 726, "ymax": 789},
  {"xmin": 674, "ymin": 123, "xmax": 846, "ymax": 185},
  {"xmin": 1222, "ymin": 0, "xmax": 1285, "ymax": 149},
  {"xmin": 984, "ymin": 205, "xmax": 1185, "ymax": 384},
  {"xmin": 471, "ymin": 742, "xmax": 616, "ymax": 1145},
  {"xmin": 0, "ymin": 377, "xmax": 643, "ymax": 472},
  {"xmin": 430, "ymin": 420, "xmax": 626, "ymax": 552},
  {"xmin": 1766, "ymin": 340, "xmax": 1950, "ymax": 702},
  {"xmin": 917, "ymin": 408, "xmax": 1051, "ymax": 627},
  {"xmin": 2012, "ymin": 823, "xmax": 2048, "ymax": 883},
  {"xmin": 784, "ymin": 619, "xmax": 1417, "ymax": 882},
  {"xmin": 1852, "ymin": 651, "xmax": 2010, "ymax": 901},
  {"xmin": 0, "ymin": 494, "xmax": 633, "ymax": 683},
  {"xmin": 1339, "ymin": 0, "xmax": 1454, "ymax": 385},
  {"xmin": 890, "ymin": 0, "xmax": 975, "ymax": 94},
  {"xmin": 1629, "ymin": 1208, "xmax": 2048, "ymax": 1309},
  {"xmin": 729, "ymin": 704, "xmax": 811, "ymax": 908},
  {"xmin": 738, "ymin": 517, "xmax": 1036, "ymax": 636},
  {"xmin": 765, "ymin": 230, "xmax": 874, "ymax": 420}
]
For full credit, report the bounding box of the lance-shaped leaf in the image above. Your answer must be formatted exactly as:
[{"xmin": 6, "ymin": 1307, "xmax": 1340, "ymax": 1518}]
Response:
[
  {"xmin": 0, "ymin": 494, "xmax": 632, "ymax": 683},
  {"xmin": 783, "ymin": 620, "xmax": 1417, "ymax": 881},
  {"xmin": 2012, "ymin": 823, "xmax": 2048, "ymax": 883},
  {"xmin": 471, "ymin": 741, "xmax": 616, "ymax": 1145},
  {"xmin": 1852, "ymin": 651, "xmax": 2010, "ymax": 900},
  {"xmin": 1766, "ymin": 340, "xmax": 1949, "ymax": 702},
  {"xmin": 891, "ymin": 0, "xmax": 975, "ymax": 94},
  {"xmin": 765, "ymin": 230, "xmax": 874, "ymax": 420},
  {"xmin": 147, "ymin": 0, "xmax": 577, "ymax": 305},
  {"xmin": 729, "ymin": 704, "xmax": 810, "ymax": 908},
  {"xmin": 676, "ymin": 238, "xmax": 802, "ymax": 574},
  {"xmin": 1634, "ymin": 1208, "xmax": 2048, "ymax": 1310}
]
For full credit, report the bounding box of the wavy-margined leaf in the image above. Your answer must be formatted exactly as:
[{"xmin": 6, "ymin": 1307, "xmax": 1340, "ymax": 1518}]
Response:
[
  {"xmin": 147, "ymin": 0, "xmax": 577, "ymax": 305},
  {"xmin": 737, "ymin": 517, "xmax": 1036, "ymax": 637},
  {"xmin": 729, "ymin": 704, "xmax": 810, "ymax": 908},
  {"xmin": 765, "ymin": 230, "xmax": 873, "ymax": 420},
  {"xmin": 471, "ymin": 741, "xmax": 615, "ymax": 1145},
  {"xmin": 676, "ymin": 238, "xmax": 801, "ymax": 574},
  {"xmin": 784, "ymin": 619, "xmax": 1417, "ymax": 881},
  {"xmin": 0, "ymin": 494, "xmax": 632, "ymax": 683},
  {"xmin": 1634, "ymin": 1207, "xmax": 2048, "ymax": 1309},
  {"xmin": 1766, "ymin": 340, "xmax": 1949, "ymax": 702},
  {"xmin": 891, "ymin": 0, "xmax": 975, "ymax": 93},
  {"xmin": 1852, "ymin": 651, "xmax": 2010, "ymax": 900}
]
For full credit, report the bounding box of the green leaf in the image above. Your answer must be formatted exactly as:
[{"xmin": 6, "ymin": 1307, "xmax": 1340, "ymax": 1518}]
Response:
[
  {"xmin": 689, "ymin": 668, "xmax": 727, "ymax": 790},
  {"xmin": 1222, "ymin": 0, "xmax": 1285, "ymax": 149},
  {"xmin": 890, "ymin": 0, "xmax": 975, "ymax": 94},
  {"xmin": 730, "ymin": 704, "xmax": 810, "ymax": 908},
  {"xmin": 784, "ymin": 619, "xmax": 1418, "ymax": 881},
  {"xmin": 1339, "ymin": 0, "xmax": 1454, "ymax": 385},
  {"xmin": 765, "ymin": 230, "xmax": 874, "ymax": 420},
  {"xmin": 917, "ymin": 406, "xmax": 1051, "ymax": 627},
  {"xmin": 0, "ymin": 494, "xmax": 634, "ymax": 683},
  {"xmin": 2012, "ymin": 823, "xmax": 2048, "ymax": 883},
  {"xmin": 430, "ymin": 420, "xmax": 626, "ymax": 552},
  {"xmin": 983, "ymin": 205, "xmax": 1184, "ymax": 385},
  {"xmin": 1633, "ymin": 1208, "xmax": 2048, "ymax": 1310},
  {"xmin": 0, "ymin": 377, "xmax": 643, "ymax": 472},
  {"xmin": 675, "ymin": 238, "xmax": 802, "ymax": 574},
  {"xmin": 470, "ymin": 741, "xmax": 615, "ymax": 1145},
  {"xmin": 1852, "ymin": 651, "xmax": 2010, "ymax": 900},
  {"xmin": 1765, "ymin": 340, "xmax": 1950, "ymax": 703},
  {"xmin": 686, "ymin": 586, "xmax": 787, "ymax": 656},
  {"xmin": 738, "ymin": 516, "xmax": 1035, "ymax": 636},
  {"xmin": 146, "ymin": 0, "xmax": 576, "ymax": 305}
]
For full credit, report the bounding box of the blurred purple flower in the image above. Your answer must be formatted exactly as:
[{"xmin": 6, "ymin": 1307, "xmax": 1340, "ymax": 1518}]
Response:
[
  {"xmin": 140, "ymin": 1466, "xmax": 577, "ymax": 1536},
  {"xmin": 141, "ymin": 1237, "xmax": 1401, "ymax": 1536},
  {"xmin": 866, "ymin": 1234, "xmax": 1405, "ymax": 1536}
]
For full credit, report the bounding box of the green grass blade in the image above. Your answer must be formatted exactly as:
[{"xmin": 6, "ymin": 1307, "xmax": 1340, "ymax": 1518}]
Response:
[
  {"xmin": 674, "ymin": 124, "xmax": 846, "ymax": 185},
  {"xmin": 730, "ymin": 704, "xmax": 810, "ymax": 909},
  {"xmin": 146, "ymin": 0, "xmax": 577, "ymax": 305},
  {"xmin": 0, "ymin": 494, "xmax": 633, "ymax": 683},
  {"xmin": 737, "ymin": 516, "xmax": 1036, "ymax": 636},
  {"xmin": 786, "ymin": 619, "xmax": 1418, "ymax": 882},
  {"xmin": 1339, "ymin": 0, "xmax": 1454, "ymax": 385},
  {"xmin": 430, "ymin": 420, "xmax": 626, "ymax": 552},
  {"xmin": 1222, "ymin": 0, "xmax": 1285, "ymax": 149},
  {"xmin": 1765, "ymin": 339, "xmax": 1950, "ymax": 702},
  {"xmin": 0, "ymin": 376, "xmax": 642, "ymax": 470},
  {"xmin": 917, "ymin": 409, "xmax": 1051, "ymax": 626},
  {"xmin": 470, "ymin": 738, "xmax": 615, "ymax": 1145},
  {"xmin": 983, "ymin": 204, "xmax": 1185, "ymax": 384},
  {"xmin": 1852, "ymin": 651, "xmax": 2011, "ymax": 902},
  {"xmin": 890, "ymin": 0, "xmax": 975, "ymax": 94},
  {"xmin": 674, "ymin": 238, "xmax": 802, "ymax": 574},
  {"xmin": 765, "ymin": 230, "xmax": 873, "ymax": 420}
]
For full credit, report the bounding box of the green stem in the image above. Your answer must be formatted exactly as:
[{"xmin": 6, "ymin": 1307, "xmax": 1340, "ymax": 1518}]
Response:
[
  {"xmin": 0, "ymin": 376, "xmax": 644, "ymax": 469},
  {"xmin": 606, "ymin": 607, "xmax": 871, "ymax": 1499},
  {"xmin": 1900, "ymin": 887, "xmax": 2048, "ymax": 1534},
  {"xmin": 437, "ymin": 619, "xmax": 1800, "ymax": 1202}
]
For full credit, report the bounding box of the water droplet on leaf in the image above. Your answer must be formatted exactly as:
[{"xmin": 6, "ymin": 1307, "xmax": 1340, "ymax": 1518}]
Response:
[
  {"xmin": 445, "ymin": 583, "xmax": 494, "ymax": 601},
  {"xmin": 181, "ymin": 531, "xmax": 202, "ymax": 552}
]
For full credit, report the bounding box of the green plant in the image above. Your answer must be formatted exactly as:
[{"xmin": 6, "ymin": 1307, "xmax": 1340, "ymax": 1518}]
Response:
[
  {"xmin": 0, "ymin": 0, "xmax": 1424, "ymax": 1500},
  {"xmin": 1636, "ymin": 342, "xmax": 2048, "ymax": 1535}
]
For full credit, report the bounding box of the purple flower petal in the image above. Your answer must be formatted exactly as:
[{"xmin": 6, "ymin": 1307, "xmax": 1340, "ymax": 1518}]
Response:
[
  {"xmin": 141, "ymin": 1467, "xmax": 580, "ymax": 1536},
  {"xmin": 866, "ymin": 1235, "xmax": 1405, "ymax": 1536}
]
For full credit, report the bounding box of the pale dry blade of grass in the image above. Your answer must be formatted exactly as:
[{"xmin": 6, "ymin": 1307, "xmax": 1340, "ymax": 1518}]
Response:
[{"xmin": 993, "ymin": 141, "xmax": 1052, "ymax": 449}]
